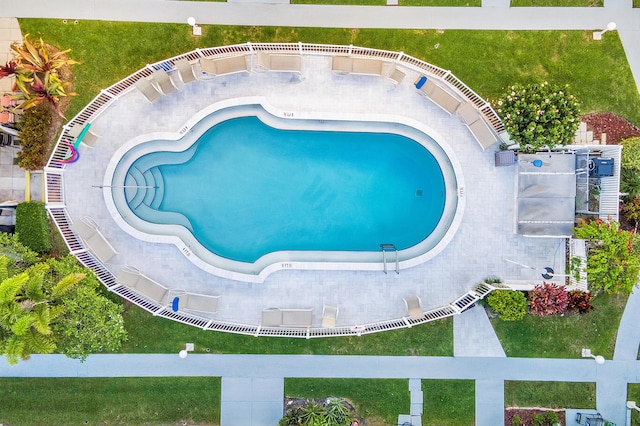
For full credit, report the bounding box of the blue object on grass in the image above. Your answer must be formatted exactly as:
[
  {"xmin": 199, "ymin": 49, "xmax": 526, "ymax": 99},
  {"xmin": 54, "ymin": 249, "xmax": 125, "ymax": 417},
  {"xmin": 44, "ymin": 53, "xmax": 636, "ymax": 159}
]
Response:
[
  {"xmin": 172, "ymin": 296, "xmax": 180, "ymax": 312},
  {"xmin": 415, "ymin": 76, "xmax": 427, "ymax": 89}
]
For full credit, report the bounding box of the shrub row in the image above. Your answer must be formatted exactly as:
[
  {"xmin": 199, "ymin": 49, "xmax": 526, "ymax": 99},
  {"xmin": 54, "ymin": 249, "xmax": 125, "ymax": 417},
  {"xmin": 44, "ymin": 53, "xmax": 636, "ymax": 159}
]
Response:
[
  {"xmin": 15, "ymin": 201, "xmax": 52, "ymax": 253},
  {"xmin": 16, "ymin": 103, "xmax": 53, "ymax": 170}
]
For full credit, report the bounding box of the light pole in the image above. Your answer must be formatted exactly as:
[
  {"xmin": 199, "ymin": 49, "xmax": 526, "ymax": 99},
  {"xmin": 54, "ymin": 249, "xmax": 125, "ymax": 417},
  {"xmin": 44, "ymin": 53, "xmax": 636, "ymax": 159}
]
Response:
[
  {"xmin": 178, "ymin": 343, "xmax": 195, "ymax": 359},
  {"xmin": 187, "ymin": 17, "xmax": 201, "ymax": 36},
  {"xmin": 627, "ymin": 401, "xmax": 640, "ymax": 426},
  {"xmin": 593, "ymin": 22, "xmax": 617, "ymax": 40},
  {"xmin": 582, "ymin": 348, "xmax": 605, "ymax": 364}
]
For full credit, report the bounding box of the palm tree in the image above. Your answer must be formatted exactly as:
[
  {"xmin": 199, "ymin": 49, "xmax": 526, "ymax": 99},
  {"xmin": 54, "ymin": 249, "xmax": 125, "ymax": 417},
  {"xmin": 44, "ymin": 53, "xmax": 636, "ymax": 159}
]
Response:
[{"xmin": 0, "ymin": 257, "xmax": 84, "ymax": 364}]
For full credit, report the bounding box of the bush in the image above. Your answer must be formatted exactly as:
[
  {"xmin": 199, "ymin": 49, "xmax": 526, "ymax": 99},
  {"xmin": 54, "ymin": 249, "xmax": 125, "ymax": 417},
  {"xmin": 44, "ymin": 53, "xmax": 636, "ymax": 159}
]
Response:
[
  {"xmin": 622, "ymin": 197, "xmax": 640, "ymax": 225},
  {"xmin": 567, "ymin": 290, "xmax": 594, "ymax": 314},
  {"xmin": 545, "ymin": 411, "xmax": 560, "ymax": 425},
  {"xmin": 495, "ymin": 82, "xmax": 580, "ymax": 153},
  {"xmin": 511, "ymin": 415, "xmax": 523, "ymax": 426},
  {"xmin": 528, "ymin": 283, "xmax": 568, "ymax": 316},
  {"xmin": 574, "ymin": 219, "xmax": 640, "ymax": 295},
  {"xmin": 531, "ymin": 413, "xmax": 545, "ymax": 426},
  {"xmin": 487, "ymin": 290, "xmax": 528, "ymax": 321},
  {"xmin": 621, "ymin": 168, "xmax": 640, "ymax": 202},
  {"xmin": 621, "ymin": 137, "xmax": 640, "ymax": 171},
  {"xmin": 16, "ymin": 103, "xmax": 53, "ymax": 170},
  {"xmin": 15, "ymin": 201, "xmax": 51, "ymax": 253}
]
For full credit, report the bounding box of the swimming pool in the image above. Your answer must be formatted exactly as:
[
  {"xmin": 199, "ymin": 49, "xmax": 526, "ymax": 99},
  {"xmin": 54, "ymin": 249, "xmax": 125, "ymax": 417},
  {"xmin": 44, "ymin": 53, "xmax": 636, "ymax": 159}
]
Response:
[{"xmin": 105, "ymin": 99, "xmax": 464, "ymax": 281}]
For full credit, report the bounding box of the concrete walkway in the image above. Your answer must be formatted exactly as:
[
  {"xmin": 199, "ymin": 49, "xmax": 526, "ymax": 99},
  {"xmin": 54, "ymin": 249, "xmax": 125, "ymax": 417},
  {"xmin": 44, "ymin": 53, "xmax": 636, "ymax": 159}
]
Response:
[{"xmin": 1, "ymin": 2, "xmax": 640, "ymax": 426}]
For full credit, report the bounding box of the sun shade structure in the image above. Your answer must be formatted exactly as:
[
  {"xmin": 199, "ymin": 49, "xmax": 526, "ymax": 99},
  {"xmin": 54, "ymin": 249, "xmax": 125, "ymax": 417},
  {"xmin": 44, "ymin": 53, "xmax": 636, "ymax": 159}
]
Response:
[{"xmin": 516, "ymin": 153, "xmax": 576, "ymax": 237}]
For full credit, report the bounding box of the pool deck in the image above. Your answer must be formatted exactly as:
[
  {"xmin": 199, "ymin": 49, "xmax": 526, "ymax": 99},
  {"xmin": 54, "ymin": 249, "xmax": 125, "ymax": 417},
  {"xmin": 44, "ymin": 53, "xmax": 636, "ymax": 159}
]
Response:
[{"xmin": 63, "ymin": 54, "xmax": 566, "ymax": 327}]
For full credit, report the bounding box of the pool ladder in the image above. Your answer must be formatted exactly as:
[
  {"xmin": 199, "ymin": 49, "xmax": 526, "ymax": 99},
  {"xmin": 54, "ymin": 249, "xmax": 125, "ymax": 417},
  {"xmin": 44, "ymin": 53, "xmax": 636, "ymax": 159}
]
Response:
[{"xmin": 380, "ymin": 244, "xmax": 399, "ymax": 274}]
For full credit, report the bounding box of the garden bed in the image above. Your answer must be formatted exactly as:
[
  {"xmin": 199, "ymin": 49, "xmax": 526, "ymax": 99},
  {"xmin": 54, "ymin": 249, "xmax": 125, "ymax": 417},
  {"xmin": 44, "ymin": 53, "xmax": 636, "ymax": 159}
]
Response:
[
  {"xmin": 582, "ymin": 112, "xmax": 640, "ymax": 144},
  {"xmin": 505, "ymin": 407, "xmax": 565, "ymax": 426}
]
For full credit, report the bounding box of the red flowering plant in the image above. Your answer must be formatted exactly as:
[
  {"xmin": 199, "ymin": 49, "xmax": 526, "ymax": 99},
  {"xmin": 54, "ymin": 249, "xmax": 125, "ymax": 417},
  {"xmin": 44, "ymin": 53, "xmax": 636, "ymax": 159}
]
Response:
[{"xmin": 528, "ymin": 283, "xmax": 569, "ymax": 316}]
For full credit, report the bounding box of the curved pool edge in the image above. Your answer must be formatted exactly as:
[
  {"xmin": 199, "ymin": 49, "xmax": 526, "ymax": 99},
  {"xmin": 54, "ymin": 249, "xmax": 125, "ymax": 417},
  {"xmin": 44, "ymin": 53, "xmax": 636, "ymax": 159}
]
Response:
[{"xmin": 103, "ymin": 96, "xmax": 465, "ymax": 283}]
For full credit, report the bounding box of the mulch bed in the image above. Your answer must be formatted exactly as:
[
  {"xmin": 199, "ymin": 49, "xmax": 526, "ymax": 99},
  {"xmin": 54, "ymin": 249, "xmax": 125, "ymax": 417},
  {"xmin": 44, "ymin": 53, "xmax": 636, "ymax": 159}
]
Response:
[
  {"xmin": 505, "ymin": 407, "xmax": 565, "ymax": 426},
  {"xmin": 284, "ymin": 397, "xmax": 365, "ymax": 426},
  {"xmin": 582, "ymin": 112, "xmax": 640, "ymax": 144}
]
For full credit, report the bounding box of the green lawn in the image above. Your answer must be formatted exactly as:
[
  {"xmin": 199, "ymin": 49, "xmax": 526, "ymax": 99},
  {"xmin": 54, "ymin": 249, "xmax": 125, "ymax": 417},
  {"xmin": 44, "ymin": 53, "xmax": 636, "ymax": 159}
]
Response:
[
  {"xmin": 19, "ymin": 20, "xmax": 640, "ymax": 127},
  {"xmin": 490, "ymin": 293, "xmax": 627, "ymax": 359},
  {"xmin": 422, "ymin": 380, "xmax": 475, "ymax": 426},
  {"xmin": 119, "ymin": 305, "xmax": 453, "ymax": 356},
  {"xmin": 629, "ymin": 384, "xmax": 640, "ymax": 425},
  {"xmin": 505, "ymin": 381, "xmax": 596, "ymax": 409},
  {"xmin": 285, "ymin": 378, "xmax": 408, "ymax": 426},
  {"xmin": 0, "ymin": 377, "xmax": 221, "ymax": 426}
]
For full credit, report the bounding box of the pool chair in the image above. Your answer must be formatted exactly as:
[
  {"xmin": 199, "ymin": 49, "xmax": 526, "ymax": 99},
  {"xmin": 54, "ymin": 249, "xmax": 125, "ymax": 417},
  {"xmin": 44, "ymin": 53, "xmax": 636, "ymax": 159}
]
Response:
[
  {"xmin": 418, "ymin": 79, "xmax": 461, "ymax": 115},
  {"xmin": 70, "ymin": 217, "xmax": 118, "ymax": 264},
  {"xmin": 383, "ymin": 64, "xmax": 406, "ymax": 85},
  {"xmin": 321, "ymin": 304, "xmax": 339, "ymax": 328},
  {"xmin": 403, "ymin": 296, "xmax": 424, "ymax": 321},
  {"xmin": 332, "ymin": 56, "xmax": 384, "ymax": 77},
  {"xmin": 261, "ymin": 308, "xmax": 313, "ymax": 327},
  {"xmin": 456, "ymin": 102, "xmax": 498, "ymax": 151},
  {"xmin": 134, "ymin": 77, "xmax": 162, "ymax": 103},
  {"xmin": 1, "ymin": 94, "xmax": 16, "ymax": 109},
  {"xmin": 151, "ymin": 68, "xmax": 177, "ymax": 95},
  {"xmin": 255, "ymin": 51, "xmax": 302, "ymax": 74},
  {"xmin": 177, "ymin": 292, "xmax": 220, "ymax": 314},
  {"xmin": 175, "ymin": 58, "xmax": 197, "ymax": 84},
  {"xmin": 200, "ymin": 55, "xmax": 249, "ymax": 77},
  {"xmin": 116, "ymin": 266, "xmax": 169, "ymax": 306},
  {"xmin": 66, "ymin": 123, "xmax": 99, "ymax": 147},
  {"xmin": 0, "ymin": 111, "xmax": 15, "ymax": 124}
]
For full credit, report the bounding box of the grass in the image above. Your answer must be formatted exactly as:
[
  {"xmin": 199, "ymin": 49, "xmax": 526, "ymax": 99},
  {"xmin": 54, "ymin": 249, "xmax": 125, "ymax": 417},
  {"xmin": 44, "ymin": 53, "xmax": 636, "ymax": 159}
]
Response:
[
  {"xmin": 505, "ymin": 381, "xmax": 596, "ymax": 409},
  {"xmin": 0, "ymin": 377, "xmax": 221, "ymax": 426},
  {"xmin": 119, "ymin": 305, "xmax": 453, "ymax": 355},
  {"xmin": 422, "ymin": 380, "xmax": 475, "ymax": 426},
  {"xmin": 18, "ymin": 20, "xmax": 640, "ymax": 127},
  {"xmin": 285, "ymin": 378, "xmax": 408, "ymax": 425},
  {"xmin": 629, "ymin": 384, "xmax": 640, "ymax": 425},
  {"xmin": 490, "ymin": 293, "xmax": 627, "ymax": 359}
]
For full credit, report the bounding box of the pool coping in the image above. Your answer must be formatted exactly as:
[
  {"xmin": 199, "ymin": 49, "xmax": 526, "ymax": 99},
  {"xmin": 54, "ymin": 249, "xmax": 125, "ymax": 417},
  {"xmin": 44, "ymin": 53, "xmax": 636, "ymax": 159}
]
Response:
[{"xmin": 102, "ymin": 96, "xmax": 466, "ymax": 283}]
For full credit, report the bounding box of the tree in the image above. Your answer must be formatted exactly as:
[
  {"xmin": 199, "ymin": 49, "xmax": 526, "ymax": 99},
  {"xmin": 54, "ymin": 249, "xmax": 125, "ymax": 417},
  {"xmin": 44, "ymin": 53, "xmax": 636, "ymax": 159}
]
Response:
[
  {"xmin": 0, "ymin": 253, "xmax": 127, "ymax": 365},
  {"xmin": 573, "ymin": 219, "xmax": 640, "ymax": 295},
  {"xmin": 495, "ymin": 82, "xmax": 580, "ymax": 153}
]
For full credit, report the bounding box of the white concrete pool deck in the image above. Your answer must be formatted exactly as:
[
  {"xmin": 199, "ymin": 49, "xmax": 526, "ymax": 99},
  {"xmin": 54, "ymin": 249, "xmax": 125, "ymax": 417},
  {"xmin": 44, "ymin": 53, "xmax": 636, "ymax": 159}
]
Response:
[{"xmin": 63, "ymin": 54, "xmax": 566, "ymax": 327}]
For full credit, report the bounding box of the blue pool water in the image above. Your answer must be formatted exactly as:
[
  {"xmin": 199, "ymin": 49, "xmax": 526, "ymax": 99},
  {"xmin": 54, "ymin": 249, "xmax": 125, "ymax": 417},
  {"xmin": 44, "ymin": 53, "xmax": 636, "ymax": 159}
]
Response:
[{"xmin": 124, "ymin": 116, "xmax": 446, "ymax": 263}]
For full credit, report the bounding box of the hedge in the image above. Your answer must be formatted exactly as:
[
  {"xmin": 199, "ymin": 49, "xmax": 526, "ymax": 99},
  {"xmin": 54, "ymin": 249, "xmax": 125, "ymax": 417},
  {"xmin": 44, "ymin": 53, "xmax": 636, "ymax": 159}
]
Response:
[{"xmin": 15, "ymin": 202, "xmax": 52, "ymax": 253}]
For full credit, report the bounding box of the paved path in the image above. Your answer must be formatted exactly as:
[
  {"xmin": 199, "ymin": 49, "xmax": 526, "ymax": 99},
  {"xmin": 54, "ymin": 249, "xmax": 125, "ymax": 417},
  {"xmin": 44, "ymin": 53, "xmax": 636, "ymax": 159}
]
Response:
[{"xmin": 454, "ymin": 304, "xmax": 506, "ymax": 357}]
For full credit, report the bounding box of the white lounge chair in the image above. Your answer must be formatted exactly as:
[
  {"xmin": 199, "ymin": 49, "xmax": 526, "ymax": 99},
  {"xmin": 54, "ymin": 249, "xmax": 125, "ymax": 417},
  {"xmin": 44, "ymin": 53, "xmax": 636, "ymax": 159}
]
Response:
[
  {"xmin": 116, "ymin": 266, "xmax": 169, "ymax": 305},
  {"xmin": 255, "ymin": 51, "xmax": 302, "ymax": 73},
  {"xmin": 200, "ymin": 55, "xmax": 249, "ymax": 77},
  {"xmin": 418, "ymin": 79, "xmax": 461, "ymax": 115},
  {"xmin": 151, "ymin": 69, "xmax": 176, "ymax": 95},
  {"xmin": 332, "ymin": 56, "xmax": 383, "ymax": 76},
  {"xmin": 175, "ymin": 58, "xmax": 197, "ymax": 84},
  {"xmin": 383, "ymin": 63, "xmax": 406, "ymax": 85},
  {"xmin": 70, "ymin": 217, "xmax": 118, "ymax": 264},
  {"xmin": 321, "ymin": 305, "xmax": 339, "ymax": 328},
  {"xmin": 456, "ymin": 102, "xmax": 498, "ymax": 151},
  {"xmin": 404, "ymin": 296, "xmax": 424, "ymax": 320},
  {"xmin": 261, "ymin": 308, "xmax": 313, "ymax": 327},
  {"xmin": 180, "ymin": 293, "xmax": 220, "ymax": 314},
  {"xmin": 134, "ymin": 77, "xmax": 162, "ymax": 103}
]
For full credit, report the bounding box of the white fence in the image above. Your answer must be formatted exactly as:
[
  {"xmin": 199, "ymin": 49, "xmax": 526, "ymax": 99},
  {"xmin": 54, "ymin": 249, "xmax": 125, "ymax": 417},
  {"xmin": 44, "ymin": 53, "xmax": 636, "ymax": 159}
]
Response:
[{"xmin": 45, "ymin": 43, "xmax": 505, "ymax": 337}]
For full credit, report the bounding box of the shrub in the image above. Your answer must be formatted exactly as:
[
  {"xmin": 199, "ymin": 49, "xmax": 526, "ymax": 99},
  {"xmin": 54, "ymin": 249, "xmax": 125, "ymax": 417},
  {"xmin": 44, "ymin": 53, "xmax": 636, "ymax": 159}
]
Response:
[
  {"xmin": 545, "ymin": 411, "xmax": 560, "ymax": 425},
  {"xmin": 567, "ymin": 290, "xmax": 594, "ymax": 314},
  {"xmin": 511, "ymin": 415, "xmax": 523, "ymax": 426},
  {"xmin": 325, "ymin": 399, "xmax": 352, "ymax": 426},
  {"xmin": 621, "ymin": 168, "xmax": 640, "ymax": 202},
  {"xmin": 301, "ymin": 402, "xmax": 326, "ymax": 426},
  {"xmin": 15, "ymin": 201, "xmax": 51, "ymax": 253},
  {"xmin": 495, "ymin": 82, "xmax": 580, "ymax": 153},
  {"xmin": 486, "ymin": 290, "xmax": 528, "ymax": 321},
  {"xmin": 279, "ymin": 407, "xmax": 303, "ymax": 426},
  {"xmin": 574, "ymin": 219, "xmax": 640, "ymax": 295},
  {"xmin": 621, "ymin": 137, "xmax": 640, "ymax": 171},
  {"xmin": 531, "ymin": 413, "xmax": 545, "ymax": 426},
  {"xmin": 528, "ymin": 283, "xmax": 569, "ymax": 316},
  {"xmin": 16, "ymin": 102, "xmax": 53, "ymax": 170},
  {"xmin": 622, "ymin": 196, "xmax": 640, "ymax": 225}
]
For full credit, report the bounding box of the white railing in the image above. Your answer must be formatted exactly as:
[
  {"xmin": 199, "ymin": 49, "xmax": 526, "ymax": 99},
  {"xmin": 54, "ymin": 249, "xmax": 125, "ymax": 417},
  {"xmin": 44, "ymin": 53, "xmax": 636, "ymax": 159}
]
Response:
[
  {"xmin": 598, "ymin": 145, "xmax": 622, "ymax": 222},
  {"xmin": 45, "ymin": 43, "xmax": 506, "ymax": 337},
  {"xmin": 569, "ymin": 238, "xmax": 589, "ymax": 293}
]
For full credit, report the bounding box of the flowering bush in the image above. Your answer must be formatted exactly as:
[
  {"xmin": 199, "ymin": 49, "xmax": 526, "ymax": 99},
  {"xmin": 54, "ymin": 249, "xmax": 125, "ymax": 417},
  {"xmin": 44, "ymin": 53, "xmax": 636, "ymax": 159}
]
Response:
[
  {"xmin": 495, "ymin": 82, "xmax": 580, "ymax": 153},
  {"xmin": 574, "ymin": 219, "xmax": 640, "ymax": 295},
  {"xmin": 528, "ymin": 283, "xmax": 568, "ymax": 316},
  {"xmin": 567, "ymin": 290, "xmax": 594, "ymax": 314}
]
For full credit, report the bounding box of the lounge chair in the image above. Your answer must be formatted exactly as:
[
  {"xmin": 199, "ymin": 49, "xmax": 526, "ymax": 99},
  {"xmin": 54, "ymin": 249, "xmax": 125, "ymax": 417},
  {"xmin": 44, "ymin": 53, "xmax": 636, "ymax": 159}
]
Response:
[
  {"xmin": 134, "ymin": 77, "xmax": 162, "ymax": 103},
  {"xmin": 404, "ymin": 296, "xmax": 424, "ymax": 320},
  {"xmin": 175, "ymin": 58, "xmax": 197, "ymax": 84},
  {"xmin": 0, "ymin": 111, "xmax": 15, "ymax": 124},
  {"xmin": 418, "ymin": 79, "xmax": 461, "ymax": 115},
  {"xmin": 255, "ymin": 51, "xmax": 302, "ymax": 73},
  {"xmin": 321, "ymin": 305, "xmax": 339, "ymax": 328},
  {"xmin": 383, "ymin": 63, "xmax": 406, "ymax": 85},
  {"xmin": 261, "ymin": 308, "xmax": 313, "ymax": 327},
  {"xmin": 70, "ymin": 217, "xmax": 118, "ymax": 264},
  {"xmin": 456, "ymin": 103, "xmax": 498, "ymax": 151},
  {"xmin": 151, "ymin": 69, "xmax": 176, "ymax": 95},
  {"xmin": 80, "ymin": 130, "xmax": 99, "ymax": 147},
  {"xmin": 331, "ymin": 56, "xmax": 384, "ymax": 76},
  {"xmin": 116, "ymin": 266, "xmax": 169, "ymax": 304},
  {"xmin": 179, "ymin": 292, "xmax": 220, "ymax": 314},
  {"xmin": 200, "ymin": 55, "xmax": 249, "ymax": 77}
]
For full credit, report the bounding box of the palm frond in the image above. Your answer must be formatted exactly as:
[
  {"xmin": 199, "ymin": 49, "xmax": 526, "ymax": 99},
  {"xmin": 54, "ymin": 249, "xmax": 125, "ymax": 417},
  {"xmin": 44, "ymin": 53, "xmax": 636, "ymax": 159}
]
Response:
[
  {"xmin": 32, "ymin": 304, "xmax": 52, "ymax": 335},
  {"xmin": 51, "ymin": 273, "xmax": 85, "ymax": 299},
  {"xmin": 10, "ymin": 313, "xmax": 35, "ymax": 336},
  {"xmin": 24, "ymin": 329, "xmax": 56, "ymax": 355},
  {"xmin": 49, "ymin": 304, "xmax": 66, "ymax": 321},
  {"xmin": 0, "ymin": 273, "xmax": 29, "ymax": 303},
  {"xmin": 0, "ymin": 256, "xmax": 9, "ymax": 281},
  {"xmin": 3, "ymin": 334, "xmax": 26, "ymax": 365}
]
